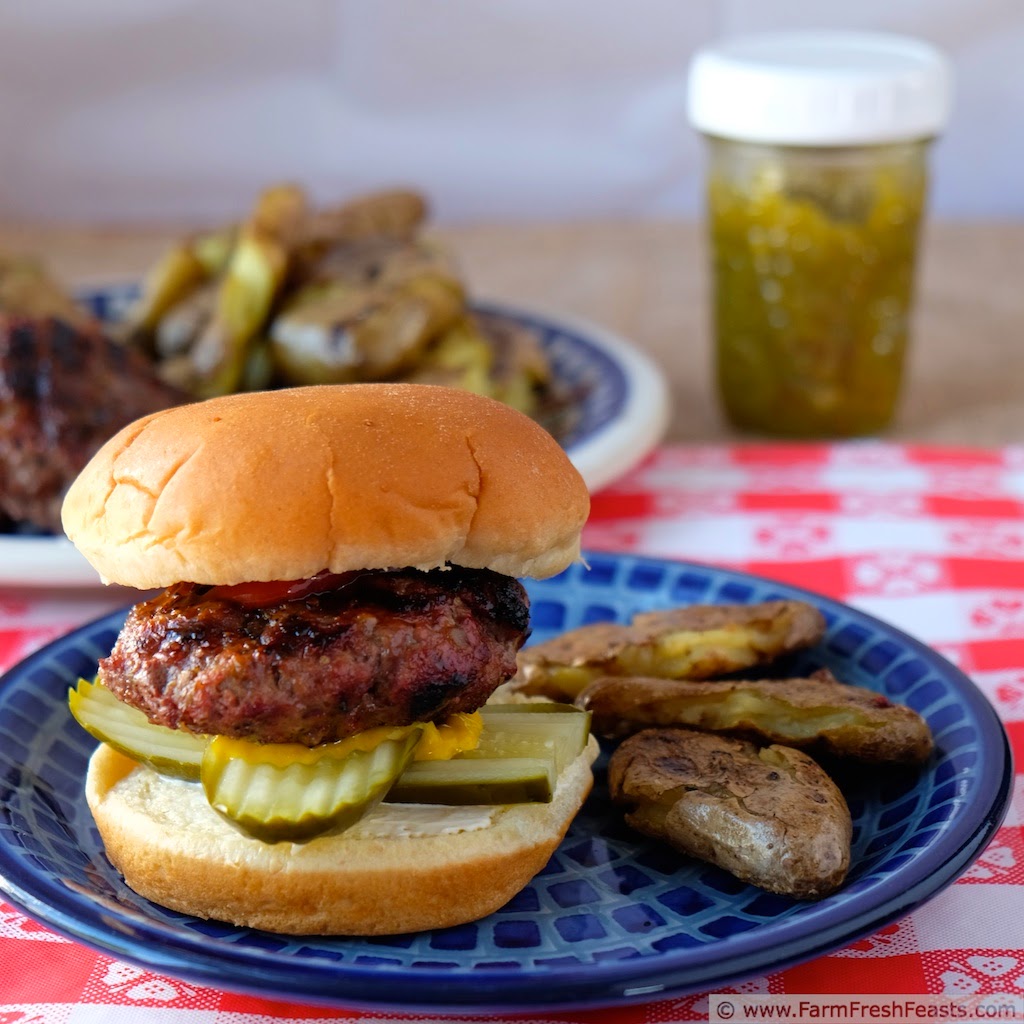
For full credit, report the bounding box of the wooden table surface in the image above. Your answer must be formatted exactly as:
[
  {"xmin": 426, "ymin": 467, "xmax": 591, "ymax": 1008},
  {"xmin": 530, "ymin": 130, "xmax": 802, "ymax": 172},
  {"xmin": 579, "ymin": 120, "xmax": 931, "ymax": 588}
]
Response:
[{"xmin": 1, "ymin": 219, "xmax": 1021, "ymax": 446}]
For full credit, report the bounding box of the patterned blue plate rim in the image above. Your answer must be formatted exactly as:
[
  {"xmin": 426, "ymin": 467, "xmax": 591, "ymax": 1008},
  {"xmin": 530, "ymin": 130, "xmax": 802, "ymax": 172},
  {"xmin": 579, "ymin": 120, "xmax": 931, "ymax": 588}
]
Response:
[{"xmin": 0, "ymin": 553, "xmax": 1013, "ymax": 1012}]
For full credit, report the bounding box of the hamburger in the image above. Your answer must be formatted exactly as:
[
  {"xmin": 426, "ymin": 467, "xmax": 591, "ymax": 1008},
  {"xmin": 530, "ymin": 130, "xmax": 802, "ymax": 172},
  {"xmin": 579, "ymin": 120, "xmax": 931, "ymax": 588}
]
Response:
[{"xmin": 61, "ymin": 383, "xmax": 594, "ymax": 935}]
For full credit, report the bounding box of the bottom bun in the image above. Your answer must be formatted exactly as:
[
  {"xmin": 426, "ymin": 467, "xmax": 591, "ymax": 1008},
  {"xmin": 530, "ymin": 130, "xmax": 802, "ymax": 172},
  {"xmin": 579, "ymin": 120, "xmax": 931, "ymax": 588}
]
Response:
[{"xmin": 86, "ymin": 739, "xmax": 598, "ymax": 935}]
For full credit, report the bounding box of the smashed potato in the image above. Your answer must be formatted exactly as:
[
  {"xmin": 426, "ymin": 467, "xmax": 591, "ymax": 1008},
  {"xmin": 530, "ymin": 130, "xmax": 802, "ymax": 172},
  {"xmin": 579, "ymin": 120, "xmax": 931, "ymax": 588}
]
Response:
[
  {"xmin": 269, "ymin": 260, "xmax": 465, "ymax": 385},
  {"xmin": 515, "ymin": 600, "xmax": 826, "ymax": 701},
  {"xmin": 578, "ymin": 669, "xmax": 933, "ymax": 764},
  {"xmin": 608, "ymin": 727, "xmax": 852, "ymax": 899},
  {"xmin": 298, "ymin": 188, "xmax": 427, "ymax": 259}
]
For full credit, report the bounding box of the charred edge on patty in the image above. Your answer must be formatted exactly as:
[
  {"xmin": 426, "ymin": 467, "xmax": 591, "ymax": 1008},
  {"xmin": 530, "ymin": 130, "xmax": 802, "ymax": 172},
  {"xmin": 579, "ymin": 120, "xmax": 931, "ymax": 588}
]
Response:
[{"xmin": 98, "ymin": 566, "xmax": 530, "ymax": 747}]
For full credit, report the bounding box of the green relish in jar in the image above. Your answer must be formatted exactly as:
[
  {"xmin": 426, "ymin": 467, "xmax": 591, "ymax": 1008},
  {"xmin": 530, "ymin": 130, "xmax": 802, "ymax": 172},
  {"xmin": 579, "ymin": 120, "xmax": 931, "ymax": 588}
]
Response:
[{"xmin": 689, "ymin": 32, "xmax": 951, "ymax": 437}]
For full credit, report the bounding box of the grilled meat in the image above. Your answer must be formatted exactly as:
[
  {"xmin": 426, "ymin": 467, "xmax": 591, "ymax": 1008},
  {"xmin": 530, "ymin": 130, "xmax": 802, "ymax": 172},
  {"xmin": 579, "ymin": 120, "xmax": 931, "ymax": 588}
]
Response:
[
  {"xmin": 99, "ymin": 566, "xmax": 531, "ymax": 746},
  {"xmin": 0, "ymin": 316, "xmax": 185, "ymax": 531}
]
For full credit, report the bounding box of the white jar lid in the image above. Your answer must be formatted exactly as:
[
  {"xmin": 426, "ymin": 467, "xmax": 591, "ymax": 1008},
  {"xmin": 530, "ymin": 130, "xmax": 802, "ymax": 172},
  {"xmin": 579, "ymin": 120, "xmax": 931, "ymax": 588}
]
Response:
[{"xmin": 687, "ymin": 31, "xmax": 952, "ymax": 146}]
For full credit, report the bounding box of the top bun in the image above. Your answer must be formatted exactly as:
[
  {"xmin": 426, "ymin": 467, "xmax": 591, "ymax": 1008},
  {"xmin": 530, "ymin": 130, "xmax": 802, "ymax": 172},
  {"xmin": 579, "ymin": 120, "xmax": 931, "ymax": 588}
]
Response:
[{"xmin": 62, "ymin": 384, "xmax": 590, "ymax": 588}]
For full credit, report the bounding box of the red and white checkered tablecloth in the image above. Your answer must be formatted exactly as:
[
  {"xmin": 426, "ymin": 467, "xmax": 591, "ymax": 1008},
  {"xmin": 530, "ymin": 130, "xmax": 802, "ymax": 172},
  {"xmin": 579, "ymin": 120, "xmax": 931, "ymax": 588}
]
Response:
[{"xmin": 1, "ymin": 441, "xmax": 1022, "ymax": 1022}]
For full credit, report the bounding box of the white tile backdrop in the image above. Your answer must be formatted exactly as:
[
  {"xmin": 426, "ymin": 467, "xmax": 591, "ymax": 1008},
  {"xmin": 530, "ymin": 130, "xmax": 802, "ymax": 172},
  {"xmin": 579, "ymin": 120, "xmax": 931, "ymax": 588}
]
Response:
[{"xmin": 0, "ymin": 0, "xmax": 1019, "ymax": 224}]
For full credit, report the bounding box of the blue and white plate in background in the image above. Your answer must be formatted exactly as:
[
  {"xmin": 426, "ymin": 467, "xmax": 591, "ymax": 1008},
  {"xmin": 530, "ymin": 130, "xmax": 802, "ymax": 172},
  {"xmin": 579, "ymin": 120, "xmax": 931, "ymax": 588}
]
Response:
[
  {"xmin": 0, "ymin": 554, "xmax": 1012, "ymax": 1013},
  {"xmin": 0, "ymin": 286, "xmax": 668, "ymax": 587}
]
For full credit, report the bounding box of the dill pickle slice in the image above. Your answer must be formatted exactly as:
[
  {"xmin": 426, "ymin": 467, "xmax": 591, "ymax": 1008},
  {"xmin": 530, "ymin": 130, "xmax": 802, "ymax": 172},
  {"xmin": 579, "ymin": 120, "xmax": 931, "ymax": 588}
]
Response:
[
  {"xmin": 387, "ymin": 706, "xmax": 590, "ymax": 804},
  {"xmin": 68, "ymin": 678, "xmax": 206, "ymax": 780},
  {"xmin": 387, "ymin": 757, "xmax": 555, "ymax": 805},
  {"xmin": 201, "ymin": 730, "xmax": 423, "ymax": 843},
  {"xmin": 476, "ymin": 706, "xmax": 591, "ymax": 774}
]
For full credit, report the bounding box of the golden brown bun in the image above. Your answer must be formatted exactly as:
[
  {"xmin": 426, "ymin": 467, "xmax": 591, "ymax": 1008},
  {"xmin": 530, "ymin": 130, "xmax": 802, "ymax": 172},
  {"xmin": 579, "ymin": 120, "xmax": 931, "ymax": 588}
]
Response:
[
  {"xmin": 61, "ymin": 384, "xmax": 589, "ymax": 588},
  {"xmin": 85, "ymin": 739, "xmax": 599, "ymax": 935}
]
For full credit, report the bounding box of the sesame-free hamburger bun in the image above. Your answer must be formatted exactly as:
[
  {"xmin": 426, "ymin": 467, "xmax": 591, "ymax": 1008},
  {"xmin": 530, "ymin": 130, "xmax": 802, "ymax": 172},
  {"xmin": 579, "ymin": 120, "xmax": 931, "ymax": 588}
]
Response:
[{"xmin": 62, "ymin": 383, "xmax": 590, "ymax": 588}]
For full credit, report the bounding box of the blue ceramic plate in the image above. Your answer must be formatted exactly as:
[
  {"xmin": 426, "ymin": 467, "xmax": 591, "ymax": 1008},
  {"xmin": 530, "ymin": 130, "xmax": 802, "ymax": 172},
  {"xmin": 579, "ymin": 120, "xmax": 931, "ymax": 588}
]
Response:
[
  {"xmin": 0, "ymin": 554, "xmax": 1012, "ymax": 1013},
  {"xmin": 0, "ymin": 286, "xmax": 668, "ymax": 588}
]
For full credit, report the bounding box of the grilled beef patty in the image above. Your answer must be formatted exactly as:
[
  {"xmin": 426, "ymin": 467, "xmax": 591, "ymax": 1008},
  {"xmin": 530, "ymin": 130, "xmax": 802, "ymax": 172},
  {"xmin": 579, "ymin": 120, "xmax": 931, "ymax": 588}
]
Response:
[
  {"xmin": 99, "ymin": 566, "xmax": 530, "ymax": 746},
  {"xmin": 0, "ymin": 315, "xmax": 185, "ymax": 531}
]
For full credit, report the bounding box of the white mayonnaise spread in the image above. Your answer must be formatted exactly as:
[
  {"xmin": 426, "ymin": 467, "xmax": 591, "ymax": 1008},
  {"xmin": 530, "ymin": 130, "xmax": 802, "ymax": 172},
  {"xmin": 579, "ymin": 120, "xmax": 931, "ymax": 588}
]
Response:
[{"xmin": 343, "ymin": 802, "xmax": 498, "ymax": 839}]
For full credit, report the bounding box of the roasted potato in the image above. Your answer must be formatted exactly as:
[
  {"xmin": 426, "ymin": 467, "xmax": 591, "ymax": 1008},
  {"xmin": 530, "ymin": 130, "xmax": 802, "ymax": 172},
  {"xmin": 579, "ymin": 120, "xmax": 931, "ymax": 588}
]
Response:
[
  {"xmin": 483, "ymin": 313, "xmax": 552, "ymax": 416},
  {"xmin": 297, "ymin": 188, "xmax": 428, "ymax": 262},
  {"xmin": 114, "ymin": 184, "xmax": 561, "ymax": 426},
  {"xmin": 296, "ymin": 235, "xmax": 459, "ymax": 293},
  {"xmin": 153, "ymin": 281, "xmax": 217, "ymax": 358},
  {"xmin": 269, "ymin": 268, "xmax": 464, "ymax": 384},
  {"xmin": 579, "ymin": 669, "xmax": 933, "ymax": 764},
  {"xmin": 608, "ymin": 727, "xmax": 852, "ymax": 899},
  {"xmin": 515, "ymin": 600, "xmax": 826, "ymax": 701},
  {"xmin": 401, "ymin": 312, "xmax": 555, "ymax": 417},
  {"xmin": 402, "ymin": 316, "xmax": 495, "ymax": 395},
  {"xmin": 268, "ymin": 235, "xmax": 466, "ymax": 384},
  {"xmin": 123, "ymin": 190, "xmax": 425, "ymax": 350}
]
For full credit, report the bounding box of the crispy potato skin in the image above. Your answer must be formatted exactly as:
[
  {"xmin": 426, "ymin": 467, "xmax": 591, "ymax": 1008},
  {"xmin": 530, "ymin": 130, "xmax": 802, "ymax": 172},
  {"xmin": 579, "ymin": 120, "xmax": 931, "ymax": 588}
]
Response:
[
  {"xmin": 608, "ymin": 728, "xmax": 852, "ymax": 899},
  {"xmin": 629, "ymin": 601, "xmax": 825, "ymax": 646},
  {"xmin": 515, "ymin": 600, "xmax": 826, "ymax": 701},
  {"xmin": 578, "ymin": 670, "xmax": 933, "ymax": 765}
]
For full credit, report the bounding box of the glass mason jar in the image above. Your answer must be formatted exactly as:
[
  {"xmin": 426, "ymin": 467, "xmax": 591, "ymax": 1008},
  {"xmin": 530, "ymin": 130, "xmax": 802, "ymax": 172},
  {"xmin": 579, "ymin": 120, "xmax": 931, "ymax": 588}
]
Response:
[{"xmin": 689, "ymin": 32, "xmax": 951, "ymax": 438}]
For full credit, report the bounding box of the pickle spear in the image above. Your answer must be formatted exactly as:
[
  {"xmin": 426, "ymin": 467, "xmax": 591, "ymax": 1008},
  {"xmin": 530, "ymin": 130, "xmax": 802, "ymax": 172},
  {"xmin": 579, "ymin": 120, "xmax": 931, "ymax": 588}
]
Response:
[
  {"xmin": 201, "ymin": 730, "xmax": 423, "ymax": 843},
  {"xmin": 68, "ymin": 677, "xmax": 206, "ymax": 780},
  {"xmin": 387, "ymin": 756, "xmax": 555, "ymax": 805},
  {"xmin": 476, "ymin": 706, "xmax": 591, "ymax": 774},
  {"xmin": 388, "ymin": 705, "xmax": 591, "ymax": 804}
]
